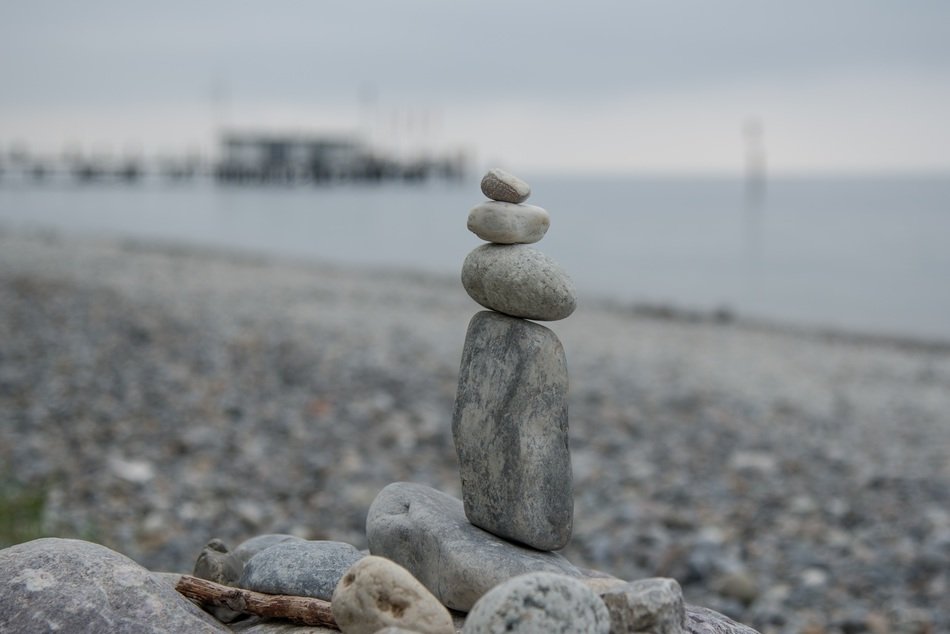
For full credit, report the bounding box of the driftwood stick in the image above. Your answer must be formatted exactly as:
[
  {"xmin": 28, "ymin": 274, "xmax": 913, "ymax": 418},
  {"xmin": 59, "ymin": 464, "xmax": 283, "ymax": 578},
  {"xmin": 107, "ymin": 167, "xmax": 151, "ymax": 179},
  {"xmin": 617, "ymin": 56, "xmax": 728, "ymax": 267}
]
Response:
[{"xmin": 175, "ymin": 574, "xmax": 337, "ymax": 628}]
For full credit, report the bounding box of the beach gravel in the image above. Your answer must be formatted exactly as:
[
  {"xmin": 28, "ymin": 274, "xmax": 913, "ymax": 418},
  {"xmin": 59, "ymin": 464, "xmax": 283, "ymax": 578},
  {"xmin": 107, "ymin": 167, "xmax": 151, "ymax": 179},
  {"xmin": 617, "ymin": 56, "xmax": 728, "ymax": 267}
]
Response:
[{"xmin": 1, "ymin": 228, "xmax": 948, "ymax": 633}]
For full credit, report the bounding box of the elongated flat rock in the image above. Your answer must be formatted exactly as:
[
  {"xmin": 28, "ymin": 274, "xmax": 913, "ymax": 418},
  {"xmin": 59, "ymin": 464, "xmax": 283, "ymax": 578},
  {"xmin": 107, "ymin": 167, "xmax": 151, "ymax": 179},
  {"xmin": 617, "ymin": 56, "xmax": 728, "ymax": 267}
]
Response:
[
  {"xmin": 461, "ymin": 244, "xmax": 576, "ymax": 321},
  {"xmin": 453, "ymin": 310, "xmax": 573, "ymax": 550},
  {"xmin": 480, "ymin": 168, "xmax": 531, "ymax": 204},
  {"xmin": 467, "ymin": 201, "xmax": 550, "ymax": 244},
  {"xmin": 237, "ymin": 540, "xmax": 364, "ymax": 601},
  {"xmin": 366, "ymin": 482, "xmax": 582, "ymax": 612}
]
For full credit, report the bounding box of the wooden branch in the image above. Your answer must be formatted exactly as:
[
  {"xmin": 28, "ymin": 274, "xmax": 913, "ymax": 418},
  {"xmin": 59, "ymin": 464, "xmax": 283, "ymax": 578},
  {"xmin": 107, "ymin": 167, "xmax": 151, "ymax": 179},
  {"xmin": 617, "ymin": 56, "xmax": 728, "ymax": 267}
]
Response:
[{"xmin": 175, "ymin": 574, "xmax": 338, "ymax": 629}]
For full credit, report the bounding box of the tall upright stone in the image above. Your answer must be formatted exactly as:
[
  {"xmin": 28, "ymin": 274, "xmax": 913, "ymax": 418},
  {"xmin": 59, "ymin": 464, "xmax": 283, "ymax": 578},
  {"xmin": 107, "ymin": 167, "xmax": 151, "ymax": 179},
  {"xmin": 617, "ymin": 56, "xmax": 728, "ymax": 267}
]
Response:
[{"xmin": 452, "ymin": 310, "xmax": 573, "ymax": 551}]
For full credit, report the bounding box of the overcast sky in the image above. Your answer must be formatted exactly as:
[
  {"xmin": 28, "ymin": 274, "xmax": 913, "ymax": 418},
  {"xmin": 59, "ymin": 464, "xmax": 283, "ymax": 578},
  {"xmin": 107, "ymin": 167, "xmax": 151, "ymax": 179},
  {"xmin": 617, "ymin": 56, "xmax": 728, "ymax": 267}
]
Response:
[{"xmin": 2, "ymin": 1, "xmax": 949, "ymax": 174}]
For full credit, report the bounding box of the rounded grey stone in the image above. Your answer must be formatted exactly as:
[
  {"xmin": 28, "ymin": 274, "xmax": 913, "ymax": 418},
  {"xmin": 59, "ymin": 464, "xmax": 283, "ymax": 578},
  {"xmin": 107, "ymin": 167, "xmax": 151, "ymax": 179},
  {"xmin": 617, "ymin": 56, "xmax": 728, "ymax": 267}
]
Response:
[
  {"xmin": 461, "ymin": 572, "xmax": 610, "ymax": 634},
  {"xmin": 480, "ymin": 168, "xmax": 531, "ymax": 203},
  {"xmin": 453, "ymin": 310, "xmax": 573, "ymax": 550},
  {"xmin": 366, "ymin": 482, "xmax": 582, "ymax": 612},
  {"xmin": 467, "ymin": 201, "xmax": 550, "ymax": 244},
  {"xmin": 461, "ymin": 244, "xmax": 576, "ymax": 321},
  {"xmin": 0, "ymin": 538, "xmax": 228, "ymax": 633},
  {"xmin": 237, "ymin": 540, "xmax": 364, "ymax": 601}
]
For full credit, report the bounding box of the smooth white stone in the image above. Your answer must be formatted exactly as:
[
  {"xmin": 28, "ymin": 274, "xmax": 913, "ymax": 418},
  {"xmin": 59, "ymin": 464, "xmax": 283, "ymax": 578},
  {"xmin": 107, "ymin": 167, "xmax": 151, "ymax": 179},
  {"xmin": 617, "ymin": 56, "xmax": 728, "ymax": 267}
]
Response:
[
  {"xmin": 467, "ymin": 201, "xmax": 550, "ymax": 244},
  {"xmin": 331, "ymin": 556, "xmax": 454, "ymax": 634}
]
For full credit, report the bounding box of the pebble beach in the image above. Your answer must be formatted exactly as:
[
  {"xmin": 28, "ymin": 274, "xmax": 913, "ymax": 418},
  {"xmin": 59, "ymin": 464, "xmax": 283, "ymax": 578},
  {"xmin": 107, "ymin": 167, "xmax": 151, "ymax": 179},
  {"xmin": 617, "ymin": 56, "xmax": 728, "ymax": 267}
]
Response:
[{"xmin": 1, "ymin": 226, "xmax": 948, "ymax": 633}]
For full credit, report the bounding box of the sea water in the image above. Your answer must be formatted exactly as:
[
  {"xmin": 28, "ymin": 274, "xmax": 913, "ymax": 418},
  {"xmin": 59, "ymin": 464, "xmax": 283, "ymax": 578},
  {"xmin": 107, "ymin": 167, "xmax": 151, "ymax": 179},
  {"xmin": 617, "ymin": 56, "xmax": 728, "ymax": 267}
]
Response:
[{"xmin": 1, "ymin": 173, "xmax": 948, "ymax": 342}]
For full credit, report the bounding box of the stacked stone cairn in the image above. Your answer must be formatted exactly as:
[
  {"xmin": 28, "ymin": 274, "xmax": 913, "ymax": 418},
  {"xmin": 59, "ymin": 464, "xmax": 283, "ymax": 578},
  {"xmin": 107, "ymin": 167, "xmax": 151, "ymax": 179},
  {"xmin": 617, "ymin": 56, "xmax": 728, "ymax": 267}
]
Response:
[{"xmin": 0, "ymin": 169, "xmax": 760, "ymax": 634}]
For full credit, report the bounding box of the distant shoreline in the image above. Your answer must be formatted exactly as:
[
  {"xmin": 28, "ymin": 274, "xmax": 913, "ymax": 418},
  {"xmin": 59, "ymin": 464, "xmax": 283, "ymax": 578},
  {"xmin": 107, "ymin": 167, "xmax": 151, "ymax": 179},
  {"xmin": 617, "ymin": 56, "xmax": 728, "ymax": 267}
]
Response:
[{"xmin": 4, "ymin": 222, "xmax": 949, "ymax": 352}]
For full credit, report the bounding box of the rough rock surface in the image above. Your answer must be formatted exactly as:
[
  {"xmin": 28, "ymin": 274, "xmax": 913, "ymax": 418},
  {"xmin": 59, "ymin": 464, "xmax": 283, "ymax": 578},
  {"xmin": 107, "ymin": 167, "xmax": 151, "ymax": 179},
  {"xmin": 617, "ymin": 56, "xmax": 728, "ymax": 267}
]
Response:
[
  {"xmin": 461, "ymin": 244, "xmax": 576, "ymax": 321},
  {"xmin": 601, "ymin": 577, "xmax": 686, "ymax": 634},
  {"xmin": 480, "ymin": 168, "xmax": 531, "ymax": 204},
  {"xmin": 467, "ymin": 201, "xmax": 550, "ymax": 245},
  {"xmin": 461, "ymin": 571, "xmax": 610, "ymax": 634},
  {"xmin": 0, "ymin": 538, "xmax": 227, "ymax": 633},
  {"xmin": 453, "ymin": 310, "xmax": 572, "ymax": 550},
  {"xmin": 237, "ymin": 540, "xmax": 364, "ymax": 601},
  {"xmin": 331, "ymin": 555, "xmax": 454, "ymax": 634},
  {"xmin": 366, "ymin": 482, "xmax": 582, "ymax": 611}
]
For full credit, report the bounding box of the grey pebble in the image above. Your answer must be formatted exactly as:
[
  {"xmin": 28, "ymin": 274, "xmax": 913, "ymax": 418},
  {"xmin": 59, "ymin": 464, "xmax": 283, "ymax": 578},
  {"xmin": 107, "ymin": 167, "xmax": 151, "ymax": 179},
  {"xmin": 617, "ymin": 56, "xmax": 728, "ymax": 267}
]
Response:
[
  {"xmin": 237, "ymin": 540, "xmax": 364, "ymax": 601},
  {"xmin": 366, "ymin": 482, "xmax": 582, "ymax": 612},
  {"xmin": 453, "ymin": 310, "xmax": 572, "ymax": 551},
  {"xmin": 461, "ymin": 571, "xmax": 610, "ymax": 634},
  {"xmin": 601, "ymin": 578, "xmax": 686, "ymax": 634},
  {"xmin": 480, "ymin": 168, "xmax": 531, "ymax": 204},
  {"xmin": 193, "ymin": 538, "xmax": 243, "ymax": 585},
  {"xmin": 461, "ymin": 244, "xmax": 576, "ymax": 321}
]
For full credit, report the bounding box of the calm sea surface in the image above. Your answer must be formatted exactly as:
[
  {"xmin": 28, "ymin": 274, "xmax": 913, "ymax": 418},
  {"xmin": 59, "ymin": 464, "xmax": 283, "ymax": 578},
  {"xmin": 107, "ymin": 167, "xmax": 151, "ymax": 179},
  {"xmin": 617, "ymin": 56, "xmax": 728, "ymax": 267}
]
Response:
[{"xmin": 1, "ymin": 173, "xmax": 949, "ymax": 341}]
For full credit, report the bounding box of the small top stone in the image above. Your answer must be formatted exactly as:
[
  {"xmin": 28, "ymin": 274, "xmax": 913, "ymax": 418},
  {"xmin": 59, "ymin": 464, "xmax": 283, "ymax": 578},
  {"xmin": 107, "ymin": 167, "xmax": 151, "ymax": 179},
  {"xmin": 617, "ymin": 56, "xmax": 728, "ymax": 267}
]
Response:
[{"xmin": 480, "ymin": 168, "xmax": 531, "ymax": 204}]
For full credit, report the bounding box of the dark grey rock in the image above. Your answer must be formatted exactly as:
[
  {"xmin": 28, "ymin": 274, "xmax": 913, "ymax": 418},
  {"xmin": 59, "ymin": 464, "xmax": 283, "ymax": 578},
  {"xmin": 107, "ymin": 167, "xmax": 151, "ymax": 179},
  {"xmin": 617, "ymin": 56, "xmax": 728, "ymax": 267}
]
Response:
[
  {"xmin": 237, "ymin": 540, "xmax": 364, "ymax": 601},
  {"xmin": 192, "ymin": 539, "xmax": 246, "ymax": 623},
  {"xmin": 685, "ymin": 605, "xmax": 760, "ymax": 634},
  {"xmin": 366, "ymin": 482, "xmax": 583, "ymax": 612},
  {"xmin": 461, "ymin": 244, "xmax": 576, "ymax": 321},
  {"xmin": 601, "ymin": 577, "xmax": 685, "ymax": 634},
  {"xmin": 232, "ymin": 534, "xmax": 305, "ymax": 564},
  {"xmin": 0, "ymin": 538, "xmax": 228, "ymax": 633},
  {"xmin": 452, "ymin": 310, "xmax": 573, "ymax": 550},
  {"xmin": 193, "ymin": 538, "xmax": 243, "ymax": 585},
  {"xmin": 480, "ymin": 168, "xmax": 531, "ymax": 204},
  {"xmin": 461, "ymin": 571, "xmax": 610, "ymax": 633}
]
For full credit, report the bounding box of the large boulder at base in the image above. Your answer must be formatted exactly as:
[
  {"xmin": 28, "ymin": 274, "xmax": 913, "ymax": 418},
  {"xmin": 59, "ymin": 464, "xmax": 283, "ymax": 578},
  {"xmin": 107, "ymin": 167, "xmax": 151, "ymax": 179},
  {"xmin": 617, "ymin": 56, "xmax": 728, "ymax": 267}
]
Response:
[
  {"xmin": 0, "ymin": 538, "xmax": 228, "ymax": 633},
  {"xmin": 461, "ymin": 571, "xmax": 610, "ymax": 634},
  {"xmin": 366, "ymin": 482, "xmax": 582, "ymax": 612},
  {"xmin": 453, "ymin": 310, "xmax": 573, "ymax": 550}
]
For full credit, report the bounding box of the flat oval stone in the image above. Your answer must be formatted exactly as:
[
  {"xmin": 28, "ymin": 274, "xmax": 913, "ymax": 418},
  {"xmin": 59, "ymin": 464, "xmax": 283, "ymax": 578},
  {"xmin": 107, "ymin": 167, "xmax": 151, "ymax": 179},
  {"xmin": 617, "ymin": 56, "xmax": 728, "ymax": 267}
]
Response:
[
  {"xmin": 461, "ymin": 572, "xmax": 610, "ymax": 634},
  {"xmin": 331, "ymin": 556, "xmax": 454, "ymax": 634},
  {"xmin": 467, "ymin": 201, "xmax": 550, "ymax": 244},
  {"xmin": 461, "ymin": 244, "xmax": 576, "ymax": 321},
  {"xmin": 480, "ymin": 168, "xmax": 531, "ymax": 203},
  {"xmin": 237, "ymin": 540, "xmax": 364, "ymax": 601}
]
